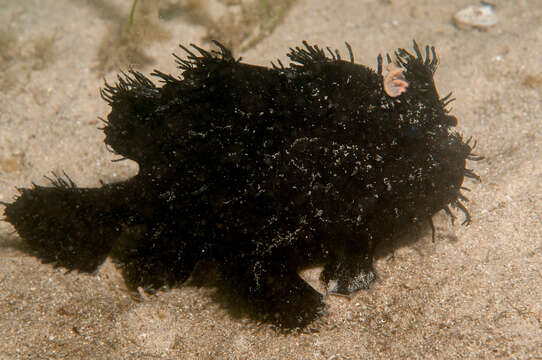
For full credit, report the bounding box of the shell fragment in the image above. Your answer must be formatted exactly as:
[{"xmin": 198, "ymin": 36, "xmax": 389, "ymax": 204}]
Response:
[{"xmin": 454, "ymin": 3, "xmax": 498, "ymax": 30}]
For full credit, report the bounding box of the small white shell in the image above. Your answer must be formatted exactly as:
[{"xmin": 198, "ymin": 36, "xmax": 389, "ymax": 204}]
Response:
[{"xmin": 453, "ymin": 3, "xmax": 498, "ymax": 31}]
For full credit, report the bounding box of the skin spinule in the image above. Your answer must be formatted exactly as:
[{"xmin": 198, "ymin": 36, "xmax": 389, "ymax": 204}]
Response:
[{"xmin": 3, "ymin": 40, "xmax": 480, "ymax": 328}]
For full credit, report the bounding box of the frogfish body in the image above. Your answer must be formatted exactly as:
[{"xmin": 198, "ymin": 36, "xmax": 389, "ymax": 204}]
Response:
[{"xmin": 4, "ymin": 41, "xmax": 479, "ymax": 327}]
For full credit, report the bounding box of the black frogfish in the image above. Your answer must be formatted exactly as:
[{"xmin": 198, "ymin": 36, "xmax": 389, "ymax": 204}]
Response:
[{"xmin": 3, "ymin": 41, "xmax": 480, "ymax": 328}]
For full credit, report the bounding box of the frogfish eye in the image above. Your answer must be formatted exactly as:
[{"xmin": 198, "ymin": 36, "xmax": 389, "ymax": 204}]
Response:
[{"xmin": 442, "ymin": 115, "xmax": 457, "ymax": 126}]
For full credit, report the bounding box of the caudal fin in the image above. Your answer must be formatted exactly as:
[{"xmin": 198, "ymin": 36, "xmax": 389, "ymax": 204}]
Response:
[{"xmin": 3, "ymin": 175, "xmax": 127, "ymax": 272}]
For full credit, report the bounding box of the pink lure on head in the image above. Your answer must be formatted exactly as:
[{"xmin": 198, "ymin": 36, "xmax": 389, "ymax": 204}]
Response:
[{"xmin": 383, "ymin": 63, "xmax": 409, "ymax": 97}]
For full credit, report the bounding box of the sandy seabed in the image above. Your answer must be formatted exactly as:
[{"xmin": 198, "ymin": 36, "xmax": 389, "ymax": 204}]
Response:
[{"xmin": 0, "ymin": 0, "xmax": 541, "ymax": 359}]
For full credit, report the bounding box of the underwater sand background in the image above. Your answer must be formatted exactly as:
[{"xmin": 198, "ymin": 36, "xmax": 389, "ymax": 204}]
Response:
[{"xmin": 0, "ymin": 0, "xmax": 541, "ymax": 358}]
